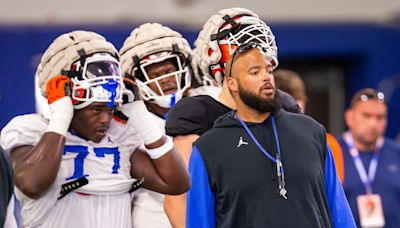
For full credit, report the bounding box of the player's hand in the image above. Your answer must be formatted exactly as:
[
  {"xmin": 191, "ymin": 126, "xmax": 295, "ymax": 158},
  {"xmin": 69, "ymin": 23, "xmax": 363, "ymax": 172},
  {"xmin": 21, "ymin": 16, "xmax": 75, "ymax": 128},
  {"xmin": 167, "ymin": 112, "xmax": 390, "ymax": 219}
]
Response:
[
  {"xmin": 45, "ymin": 75, "xmax": 74, "ymax": 136},
  {"xmin": 122, "ymin": 77, "xmax": 141, "ymax": 103},
  {"xmin": 46, "ymin": 75, "xmax": 72, "ymax": 105},
  {"xmin": 119, "ymin": 77, "xmax": 163, "ymax": 146}
]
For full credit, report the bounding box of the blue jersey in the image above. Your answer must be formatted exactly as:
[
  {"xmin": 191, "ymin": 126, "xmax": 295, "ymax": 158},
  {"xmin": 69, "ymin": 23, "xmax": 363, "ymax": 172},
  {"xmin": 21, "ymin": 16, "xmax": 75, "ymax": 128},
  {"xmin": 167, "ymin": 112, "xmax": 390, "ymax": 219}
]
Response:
[{"xmin": 338, "ymin": 136, "xmax": 400, "ymax": 228}]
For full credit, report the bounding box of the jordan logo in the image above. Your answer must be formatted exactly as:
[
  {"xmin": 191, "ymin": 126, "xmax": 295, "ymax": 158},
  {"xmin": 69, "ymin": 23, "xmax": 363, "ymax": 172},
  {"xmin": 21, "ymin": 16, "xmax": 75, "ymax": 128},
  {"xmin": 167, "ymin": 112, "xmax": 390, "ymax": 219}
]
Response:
[
  {"xmin": 107, "ymin": 136, "xmax": 113, "ymax": 144},
  {"xmin": 237, "ymin": 137, "xmax": 248, "ymax": 148}
]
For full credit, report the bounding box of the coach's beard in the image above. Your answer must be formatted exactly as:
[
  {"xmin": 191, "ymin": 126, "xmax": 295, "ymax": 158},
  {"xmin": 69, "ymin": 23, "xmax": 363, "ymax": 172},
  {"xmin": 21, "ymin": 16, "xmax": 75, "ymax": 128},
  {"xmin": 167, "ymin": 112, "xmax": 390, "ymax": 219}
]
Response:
[{"xmin": 239, "ymin": 86, "xmax": 279, "ymax": 114}]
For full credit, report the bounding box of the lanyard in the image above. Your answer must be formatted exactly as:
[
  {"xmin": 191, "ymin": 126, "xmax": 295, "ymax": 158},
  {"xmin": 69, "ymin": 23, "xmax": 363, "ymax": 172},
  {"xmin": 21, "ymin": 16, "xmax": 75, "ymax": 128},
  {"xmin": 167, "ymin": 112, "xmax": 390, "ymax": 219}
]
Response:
[
  {"xmin": 343, "ymin": 131, "xmax": 383, "ymax": 194},
  {"xmin": 235, "ymin": 113, "xmax": 287, "ymax": 199}
]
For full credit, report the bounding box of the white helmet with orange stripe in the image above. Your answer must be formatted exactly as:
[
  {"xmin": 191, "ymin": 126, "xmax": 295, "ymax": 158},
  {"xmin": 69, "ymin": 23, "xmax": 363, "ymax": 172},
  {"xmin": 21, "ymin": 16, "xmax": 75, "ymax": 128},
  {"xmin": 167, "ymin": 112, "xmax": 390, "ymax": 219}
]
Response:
[{"xmin": 194, "ymin": 7, "xmax": 278, "ymax": 85}]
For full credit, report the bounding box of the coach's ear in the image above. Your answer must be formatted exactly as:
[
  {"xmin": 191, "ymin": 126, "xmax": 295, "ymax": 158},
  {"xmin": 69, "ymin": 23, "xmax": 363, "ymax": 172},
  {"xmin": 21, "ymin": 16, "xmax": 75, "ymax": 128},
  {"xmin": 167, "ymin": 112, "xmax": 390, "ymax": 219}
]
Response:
[{"xmin": 225, "ymin": 75, "xmax": 238, "ymax": 94}]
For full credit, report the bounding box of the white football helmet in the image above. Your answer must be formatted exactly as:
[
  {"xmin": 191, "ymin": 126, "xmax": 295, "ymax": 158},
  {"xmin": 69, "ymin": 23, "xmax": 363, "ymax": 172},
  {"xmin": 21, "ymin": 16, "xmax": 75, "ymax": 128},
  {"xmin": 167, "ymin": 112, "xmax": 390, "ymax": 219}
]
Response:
[
  {"xmin": 194, "ymin": 7, "xmax": 278, "ymax": 85},
  {"xmin": 37, "ymin": 30, "xmax": 123, "ymax": 109},
  {"xmin": 120, "ymin": 23, "xmax": 193, "ymax": 109},
  {"xmin": 68, "ymin": 53, "xmax": 123, "ymax": 109}
]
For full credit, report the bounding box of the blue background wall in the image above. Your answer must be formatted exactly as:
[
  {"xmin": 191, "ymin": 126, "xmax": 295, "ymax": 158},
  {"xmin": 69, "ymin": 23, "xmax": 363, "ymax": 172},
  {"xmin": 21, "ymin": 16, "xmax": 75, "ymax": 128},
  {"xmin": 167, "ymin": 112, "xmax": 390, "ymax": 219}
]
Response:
[{"xmin": 0, "ymin": 23, "xmax": 399, "ymax": 138}]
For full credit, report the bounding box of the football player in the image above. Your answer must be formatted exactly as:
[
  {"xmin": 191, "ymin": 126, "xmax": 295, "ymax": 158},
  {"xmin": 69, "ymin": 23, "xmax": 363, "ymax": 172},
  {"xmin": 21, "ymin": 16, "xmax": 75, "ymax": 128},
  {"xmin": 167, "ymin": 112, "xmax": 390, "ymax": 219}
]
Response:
[
  {"xmin": 120, "ymin": 23, "xmax": 222, "ymax": 120},
  {"xmin": 120, "ymin": 22, "xmax": 197, "ymax": 227},
  {"xmin": 164, "ymin": 8, "xmax": 301, "ymax": 227},
  {"xmin": 0, "ymin": 30, "xmax": 190, "ymax": 228},
  {"xmin": 120, "ymin": 23, "xmax": 194, "ymax": 121}
]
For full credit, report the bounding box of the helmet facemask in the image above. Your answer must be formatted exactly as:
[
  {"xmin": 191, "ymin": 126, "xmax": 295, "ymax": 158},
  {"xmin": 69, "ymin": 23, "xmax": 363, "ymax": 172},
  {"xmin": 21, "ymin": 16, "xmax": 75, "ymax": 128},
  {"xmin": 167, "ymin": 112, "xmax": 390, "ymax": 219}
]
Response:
[
  {"xmin": 131, "ymin": 51, "xmax": 191, "ymax": 109},
  {"xmin": 206, "ymin": 15, "xmax": 278, "ymax": 84},
  {"xmin": 221, "ymin": 16, "xmax": 277, "ymax": 58},
  {"xmin": 69, "ymin": 53, "xmax": 124, "ymax": 109}
]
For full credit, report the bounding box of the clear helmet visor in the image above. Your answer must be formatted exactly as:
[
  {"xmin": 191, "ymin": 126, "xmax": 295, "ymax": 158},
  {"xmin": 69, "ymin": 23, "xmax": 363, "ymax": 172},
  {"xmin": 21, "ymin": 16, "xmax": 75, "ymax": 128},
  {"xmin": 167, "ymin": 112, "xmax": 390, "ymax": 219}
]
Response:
[{"xmin": 85, "ymin": 60, "xmax": 121, "ymax": 78}]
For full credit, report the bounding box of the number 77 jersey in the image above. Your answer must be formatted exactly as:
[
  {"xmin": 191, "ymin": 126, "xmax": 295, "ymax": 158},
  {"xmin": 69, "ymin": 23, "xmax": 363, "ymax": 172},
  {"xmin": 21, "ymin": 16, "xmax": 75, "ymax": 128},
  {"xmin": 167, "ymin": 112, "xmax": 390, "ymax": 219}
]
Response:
[
  {"xmin": 2, "ymin": 113, "xmax": 142, "ymax": 194},
  {"xmin": 61, "ymin": 122, "xmax": 143, "ymax": 196},
  {"xmin": 0, "ymin": 114, "xmax": 143, "ymax": 227}
]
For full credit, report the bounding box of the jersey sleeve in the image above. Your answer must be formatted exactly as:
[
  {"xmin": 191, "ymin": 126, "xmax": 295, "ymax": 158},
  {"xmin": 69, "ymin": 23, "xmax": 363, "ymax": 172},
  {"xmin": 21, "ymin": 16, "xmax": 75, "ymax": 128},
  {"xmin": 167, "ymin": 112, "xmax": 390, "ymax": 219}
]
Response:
[
  {"xmin": 0, "ymin": 114, "xmax": 48, "ymax": 154},
  {"xmin": 324, "ymin": 144, "xmax": 356, "ymax": 228},
  {"xmin": 165, "ymin": 97, "xmax": 209, "ymax": 136},
  {"xmin": 187, "ymin": 146, "xmax": 216, "ymax": 228}
]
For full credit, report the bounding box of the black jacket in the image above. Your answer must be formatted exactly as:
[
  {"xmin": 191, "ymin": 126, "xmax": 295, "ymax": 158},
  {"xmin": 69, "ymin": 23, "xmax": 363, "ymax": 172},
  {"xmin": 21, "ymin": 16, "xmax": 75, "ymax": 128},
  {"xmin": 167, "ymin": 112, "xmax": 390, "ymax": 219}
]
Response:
[{"xmin": 194, "ymin": 110, "xmax": 333, "ymax": 228}]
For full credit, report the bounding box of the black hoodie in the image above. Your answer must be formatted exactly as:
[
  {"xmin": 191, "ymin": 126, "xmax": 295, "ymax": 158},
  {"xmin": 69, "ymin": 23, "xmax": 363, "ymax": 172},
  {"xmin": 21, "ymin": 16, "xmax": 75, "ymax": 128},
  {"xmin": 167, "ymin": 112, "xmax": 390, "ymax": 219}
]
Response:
[{"xmin": 192, "ymin": 110, "xmax": 334, "ymax": 228}]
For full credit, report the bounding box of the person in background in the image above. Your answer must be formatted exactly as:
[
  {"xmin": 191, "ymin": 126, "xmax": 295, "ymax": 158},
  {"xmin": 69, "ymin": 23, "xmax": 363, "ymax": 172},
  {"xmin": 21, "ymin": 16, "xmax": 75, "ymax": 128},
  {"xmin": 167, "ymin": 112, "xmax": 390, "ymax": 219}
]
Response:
[
  {"xmin": 274, "ymin": 68, "xmax": 345, "ymax": 183},
  {"xmin": 274, "ymin": 69, "xmax": 307, "ymax": 112},
  {"xmin": 120, "ymin": 22, "xmax": 197, "ymax": 228},
  {"xmin": 120, "ymin": 23, "xmax": 193, "ymax": 120},
  {"xmin": 337, "ymin": 88, "xmax": 400, "ymax": 228}
]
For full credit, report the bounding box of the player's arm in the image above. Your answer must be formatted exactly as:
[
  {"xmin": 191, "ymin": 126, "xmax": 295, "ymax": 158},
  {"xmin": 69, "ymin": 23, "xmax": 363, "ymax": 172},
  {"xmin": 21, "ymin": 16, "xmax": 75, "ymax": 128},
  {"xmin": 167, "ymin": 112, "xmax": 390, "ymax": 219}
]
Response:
[
  {"xmin": 130, "ymin": 137, "xmax": 190, "ymax": 195},
  {"xmin": 11, "ymin": 76, "xmax": 73, "ymax": 199},
  {"xmin": 121, "ymin": 78, "xmax": 190, "ymax": 194},
  {"xmin": 164, "ymin": 134, "xmax": 199, "ymax": 228},
  {"xmin": 11, "ymin": 133, "xmax": 65, "ymax": 199}
]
